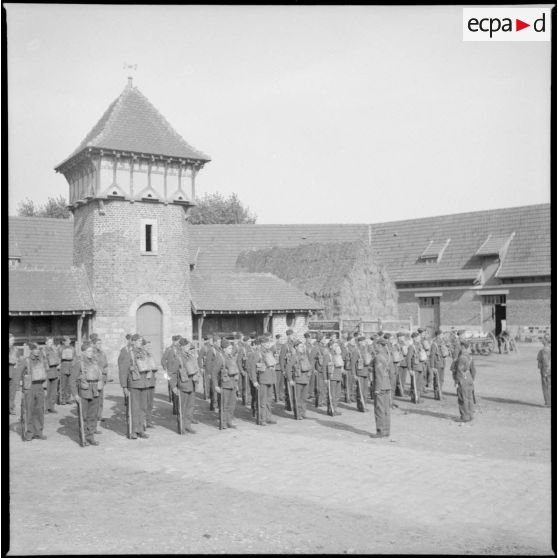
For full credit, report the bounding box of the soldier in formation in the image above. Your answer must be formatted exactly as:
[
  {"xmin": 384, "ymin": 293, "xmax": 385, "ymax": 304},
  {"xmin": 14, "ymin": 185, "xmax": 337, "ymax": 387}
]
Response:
[
  {"xmin": 9, "ymin": 333, "xmax": 20, "ymax": 415},
  {"xmin": 537, "ymin": 335, "xmax": 551, "ymax": 407},
  {"xmin": 452, "ymin": 340, "xmax": 477, "ymax": 423},
  {"xmin": 59, "ymin": 336, "xmax": 76, "ymax": 405},
  {"xmin": 43, "ymin": 337, "xmax": 61, "ymax": 413}
]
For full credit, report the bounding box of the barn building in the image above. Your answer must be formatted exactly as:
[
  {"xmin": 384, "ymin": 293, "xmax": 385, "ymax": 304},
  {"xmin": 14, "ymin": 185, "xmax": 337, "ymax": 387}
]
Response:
[{"xmin": 8, "ymin": 79, "xmax": 550, "ymax": 371}]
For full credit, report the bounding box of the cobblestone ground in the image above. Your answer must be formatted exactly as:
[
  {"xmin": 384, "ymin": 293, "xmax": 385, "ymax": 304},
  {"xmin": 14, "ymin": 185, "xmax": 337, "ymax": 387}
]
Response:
[{"xmin": 8, "ymin": 345, "xmax": 553, "ymax": 555}]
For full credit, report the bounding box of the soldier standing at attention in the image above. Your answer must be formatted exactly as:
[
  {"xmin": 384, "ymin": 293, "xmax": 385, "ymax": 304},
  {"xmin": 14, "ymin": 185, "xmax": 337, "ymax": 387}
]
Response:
[
  {"xmin": 328, "ymin": 339, "xmax": 344, "ymax": 415},
  {"xmin": 195, "ymin": 335, "xmax": 210, "ymax": 399},
  {"xmin": 18, "ymin": 343, "xmax": 48, "ymax": 441},
  {"xmin": 9, "ymin": 333, "xmax": 20, "ymax": 415},
  {"xmin": 272, "ymin": 334, "xmax": 284, "ymax": 403},
  {"xmin": 537, "ymin": 335, "xmax": 551, "ymax": 407},
  {"xmin": 163, "ymin": 335, "xmax": 182, "ymax": 413},
  {"xmin": 142, "ymin": 339, "xmax": 158, "ymax": 429},
  {"xmin": 395, "ymin": 332, "xmax": 409, "ymax": 397},
  {"xmin": 286, "ymin": 339, "xmax": 312, "ymax": 419},
  {"xmin": 206, "ymin": 334, "xmax": 221, "ymax": 412},
  {"xmin": 429, "ymin": 329, "xmax": 446, "ymax": 400},
  {"xmin": 169, "ymin": 338, "xmax": 199, "ymax": 434},
  {"xmin": 279, "ymin": 329, "xmax": 295, "ymax": 410},
  {"xmin": 310, "ymin": 334, "xmax": 328, "ymax": 407},
  {"xmin": 58, "ymin": 336, "xmax": 75, "ymax": 405},
  {"xmin": 372, "ymin": 337, "xmax": 392, "ymax": 437},
  {"xmin": 89, "ymin": 334, "xmax": 108, "ymax": 429},
  {"xmin": 43, "ymin": 337, "xmax": 61, "ymax": 413},
  {"xmin": 407, "ymin": 332, "xmax": 426, "ymax": 403},
  {"xmin": 304, "ymin": 332, "xmax": 315, "ymax": 400},
  {"xmin": 215, "ymin": 339, "xmax": 241, "ymax": 428},
  {"xmin": 351, "ymin": 336, "xmax": 371, "ymax": 410},
  {"xmin": 71, "ymin": 343, "xmax": 104, "ymax": 446},
  {"xmin": 247, "ymin": 336, "xmax": 277, "ymax": 425},
  {"xmin": 452, "ymin": 340, "xmax": 477, "ymax": 423},
  {"xmin": 118, "ymin": 334, "xmax": 151, "ymax": 439}
]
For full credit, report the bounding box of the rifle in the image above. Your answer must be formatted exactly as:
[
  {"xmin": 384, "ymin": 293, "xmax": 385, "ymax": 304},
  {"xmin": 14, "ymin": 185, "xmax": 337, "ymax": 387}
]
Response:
[
  {"xmin": 20, "ymin": 393, "xmax": 28, "ymax": 441},
  {"xmin": 202, "ymin": 367, "xmax": 208, "ymax": 400},
  {"xmin": 396, "ymin": 372, "xmax": 405, "ymax": 397},
  {"xmin": 355, "ymin": 376, "xmax": 366, "ymax": 412},
  {"xmin": 125, "ymin": 392, "xmax": 132, "ymax": 439},
  {"xmin": 218, "ymin": 390, "xmax": 225, "ymax": 430},
  {"xmin": 167, "ymin": 378, "xmax": 173, "ymax": 402},
  {"xmin": 284, "ymin": 375, "xmax": 292, "ymax": 412},
  {"xmin": 176, "ymin": 389, "xmax": 184, "ymax": 434},
  {"xmin": 56, "ymin": 375, "xmax": 61, "ymax": 406},
  {"xmin": 410, "ymin": 370, "xmax": 419, "ymax": 404},
  {"xmin": 255, "ymin": 383, "xmax": 262, "ymax": 425},
  {"xmin": 241, "ymin": 371, "xmax": 247, "ymax": 407},
  {"xmin": 326, "ymin": 378, "xmax": 334, "ymax": 417},
  {"xmin": 344, "ymin": 372, "xmax": 350, "ymax": 403},
  {"xmin": 291, "ymin": 381, "xmax": 299, "ymax": 419},
  {"xmin": 76, "ymin": 397, "xmax": 86, "ymax": 447},
  {"xmin": 273, "ymin": 381, "xmax": 278, "ymax": 403}
]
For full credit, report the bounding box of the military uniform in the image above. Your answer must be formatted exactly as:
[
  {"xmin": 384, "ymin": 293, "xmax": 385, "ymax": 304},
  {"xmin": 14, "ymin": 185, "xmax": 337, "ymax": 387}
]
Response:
[
  {"xmin": 17, "ymin": 347, "xmax": 48, "ymax": 440},
  {"xmin": 396, "ymin": 337, "xmax": 409, "ymax": 397},
  {"xmin": 162, "ymin": 338, "xmax": 181, "ymax": 413},
  {"xmin": 205, "ymin": 338, "xmax": 221, "ymax": 411},
  {"xmin": 372, "ymin": 341, "xmax": 392, "ymax": 437},
  {"xmin": 58, "ymin": 340, "xmax": 76, "ymax": 405},
  {"xmin": 537, "ymin": 341, "xmax": 551, "ymax": 407},
  {"xmin": 9, "ymin": 340, "xmax": 20, "ymax": 414},
  {"xmin": 285, "ymin": 342, "xmax": 312, "ymax": 419},
  {"xmin": 71, "ymin": 348, "xmax": 104, "ymax": 445},
  {"xmin": 310, "ymin": 339, "xmax": 328, "ymax": 406},
  {"xmin": 91, "ymin": 338, "xmax": 109, "ymax": 424},
  {"xmin": 273, "ymin": 337, "xmax": 284, "ymax": 402},
  {"xmin": 43, "ymin": 342, "xmax": 61, "ymax": 413},
  {"xmin": 216, "ymin": 341, "xmax": 240, "ymax": 428},
  {"xmin": 328, "ymin": 343, "xmax": 344, "ymax": 415},
  {"xmin": 452, "ymin": 345, "xmax": 477, "ymax": 422},
  {"xmin": 407, "ymin": 338, "xmax": 426, "ymax": 403},
  {"xmin": 141, "ymin": 341, "xmax": 158, "ymax": 428},
  {"xmin": 350, "ymin": 341, "xmax": 371, "ymax": 409},
  {"xmin": 279, "ymin": 332, "xmax": 295, "ymax": 410},
  {"xmin": 169, "ymin": 341, "xmax": 199, "ymax": 433},
  {"xmin": 340, "ymin": 339, "xmax": 354, "ymax": 402},
  {"xmin": 429, "ymin": 336, "xmax": 446, "ymax": 399},
  {"xmin": 247, "ymin": 340, "xmax": 277, "ymax": 425},
  {"xmin": 118, "ymin": 336, "xmax": 152, "ymax": 439}
]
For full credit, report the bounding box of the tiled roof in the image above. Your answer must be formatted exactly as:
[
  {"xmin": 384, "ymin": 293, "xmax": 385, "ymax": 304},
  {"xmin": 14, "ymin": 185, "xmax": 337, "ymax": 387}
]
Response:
[
  {"xmin": 8, "ymin": 217, "xmax": 73, "ymax": 268},
  {"xmin": 189, "ymin": 204, "xmax": 550, "ymax": 282},
  {"xmin": 190, "ymin": 272, "xmax": 322, "ymax": 313},
  {"xmin": 56, "ymin": 81, "xmax": 210, "ymax": 170},
  {"xmin": 9, "ymin": 267, "xmax": 95, "ymax": 313}
]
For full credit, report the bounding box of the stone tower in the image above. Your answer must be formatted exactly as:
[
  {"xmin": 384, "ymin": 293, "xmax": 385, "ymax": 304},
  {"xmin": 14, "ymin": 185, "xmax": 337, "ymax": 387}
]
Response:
[{"xmin": 55, "ymin": 78, "xmax": 210, "ymax": 367}]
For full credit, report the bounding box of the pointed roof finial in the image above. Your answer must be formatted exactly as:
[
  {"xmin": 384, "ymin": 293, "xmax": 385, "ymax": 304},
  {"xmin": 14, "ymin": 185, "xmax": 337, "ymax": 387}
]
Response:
[{"xmin": 123, "ymin": 62, "xmax": 137, "ymax": 88}]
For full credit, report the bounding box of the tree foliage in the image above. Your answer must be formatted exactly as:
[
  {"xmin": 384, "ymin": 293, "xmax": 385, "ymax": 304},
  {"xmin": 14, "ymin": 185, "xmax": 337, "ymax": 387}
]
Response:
[
  {"xmin": 189, "ymin": 192, "xmax": 257, "ymax": 225},
  {"xmin": 17, "ymin": 195, "xmax": 71, "ymax": 219}
]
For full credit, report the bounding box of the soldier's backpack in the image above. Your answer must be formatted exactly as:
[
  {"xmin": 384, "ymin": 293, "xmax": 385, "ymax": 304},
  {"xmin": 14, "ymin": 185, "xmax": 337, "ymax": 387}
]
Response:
[
  {"xmin": 440, "ymin": 343, "xmax": 450, "ymax": 358},
  {"xmin": 300, "ymin": 354, "xmax": 311, "ymax": 372},
  {"xmin": 263, "ymin": 351, "xmax": 277, "ymax": 368}
]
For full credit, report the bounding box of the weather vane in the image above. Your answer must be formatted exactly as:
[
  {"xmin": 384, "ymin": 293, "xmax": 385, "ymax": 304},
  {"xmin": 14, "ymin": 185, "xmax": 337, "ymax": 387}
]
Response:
[{"xmin": 123, "ymin": 63, "xmax": 138, "ymax": 85}]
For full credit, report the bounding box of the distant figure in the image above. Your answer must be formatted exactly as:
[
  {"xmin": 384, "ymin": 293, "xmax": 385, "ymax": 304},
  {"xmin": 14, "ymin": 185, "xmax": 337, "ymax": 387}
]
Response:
[
  {"xmin": 536, "ymin": 335, "xmax": 551, "ymax": 407},
  {"xmin": 452, "ymin": 340, "xmax": 477, "ymax": 423},
  {"xmin": 497, "ymin": 330, "xmax": 510, "ymax": 354}
]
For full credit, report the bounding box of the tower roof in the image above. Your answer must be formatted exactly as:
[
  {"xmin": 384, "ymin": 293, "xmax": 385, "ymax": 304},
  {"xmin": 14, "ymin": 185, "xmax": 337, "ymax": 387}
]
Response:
[{"xmin": 55, "ymin": 79, "xmax": 210, "ymax": 171}]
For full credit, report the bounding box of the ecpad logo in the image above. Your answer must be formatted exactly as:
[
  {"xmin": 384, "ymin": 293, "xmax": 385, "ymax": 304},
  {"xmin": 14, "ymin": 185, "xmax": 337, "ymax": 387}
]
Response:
[{"xmin": 463, "ymin": 8, "xmax": 551, "ymax": 41}]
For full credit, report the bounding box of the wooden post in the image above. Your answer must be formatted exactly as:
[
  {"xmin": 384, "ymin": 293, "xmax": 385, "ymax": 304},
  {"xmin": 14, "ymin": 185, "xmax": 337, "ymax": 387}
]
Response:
[
  {"xmin": 77, "ymin": 313, "xmax": 84, "ymax": 355},
  {"xmin": 198, "ymin": 312, "xmax": 205, "ymax": 348}
]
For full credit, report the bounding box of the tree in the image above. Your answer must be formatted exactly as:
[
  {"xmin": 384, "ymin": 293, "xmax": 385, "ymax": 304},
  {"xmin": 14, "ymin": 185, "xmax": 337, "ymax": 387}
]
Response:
[
  {"xmin": 17, "ymin": 195, "xmax": 71, "ymax": 219},
  {"xmin": 189, "ymin": 192, "xmax": 257, "ymax": 225}
]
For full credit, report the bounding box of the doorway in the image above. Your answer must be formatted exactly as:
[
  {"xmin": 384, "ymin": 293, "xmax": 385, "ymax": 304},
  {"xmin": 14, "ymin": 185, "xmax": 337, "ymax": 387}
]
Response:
[
  {"xmin": 136, "ymin": 302, "xmax": 163, "ymax": 364},
  {"xmin": 418, "ymin": 296, "xmax": 440, "ymax": 335}
]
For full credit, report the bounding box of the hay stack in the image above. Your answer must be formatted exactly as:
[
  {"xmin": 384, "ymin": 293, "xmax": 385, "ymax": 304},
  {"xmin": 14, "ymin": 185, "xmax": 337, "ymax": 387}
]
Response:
[{"xmin": 236, "ymin": 240, "xmax": 398, "ymax": 321}]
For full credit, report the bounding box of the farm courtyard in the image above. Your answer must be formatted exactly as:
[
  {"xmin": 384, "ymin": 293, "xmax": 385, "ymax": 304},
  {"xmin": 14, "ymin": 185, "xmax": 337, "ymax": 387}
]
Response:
[{"xmin": 8, "ymin": 344, "xmax": 553, "ymax": 555}]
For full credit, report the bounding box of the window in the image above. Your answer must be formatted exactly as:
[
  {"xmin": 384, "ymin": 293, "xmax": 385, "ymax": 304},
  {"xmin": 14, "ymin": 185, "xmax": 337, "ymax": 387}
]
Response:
[
  {"xmin": 286, "ymin": 313, "xmax": 295, "ymax": 327},
  {"xmin": 419, "ymin": 297, "xmax": 437, "ymax": 306},
  {"xmin": 140, "ymin": 219, "xmax": 158, "ymax": 254},
  {"xmin": 482, "ymin": 295, "xmax": 506, "ymax": 305}
]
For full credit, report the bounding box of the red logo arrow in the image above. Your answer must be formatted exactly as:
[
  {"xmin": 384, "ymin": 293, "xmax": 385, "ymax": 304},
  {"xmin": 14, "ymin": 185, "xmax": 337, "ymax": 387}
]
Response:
[{"xmin": 516, "ymin": 19, "xmax": 530, "ymax": 31}]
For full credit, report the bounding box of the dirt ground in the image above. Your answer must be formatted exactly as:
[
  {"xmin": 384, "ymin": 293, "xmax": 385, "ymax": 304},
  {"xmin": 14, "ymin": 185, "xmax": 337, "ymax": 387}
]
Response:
[{"xmin": 8, "ymin": 344, "xmax": 554, "ymax": 555}]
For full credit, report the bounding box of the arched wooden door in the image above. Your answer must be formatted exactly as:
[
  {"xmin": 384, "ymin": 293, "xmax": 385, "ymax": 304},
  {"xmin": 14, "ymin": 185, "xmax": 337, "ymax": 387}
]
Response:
[{"xmin": 136, "ymin": 302, "xmax": 163, "ymax": 365}]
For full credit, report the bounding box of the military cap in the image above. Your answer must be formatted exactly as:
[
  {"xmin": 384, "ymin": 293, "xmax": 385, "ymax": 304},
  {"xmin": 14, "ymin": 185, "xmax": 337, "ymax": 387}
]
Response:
[
  {"xmin": 357, "ymin": 335, "xmax": 366, "ymax": 342},
  {"xmin": 376, "ymin": 337, "xmax": 388, "ymax": 345},
  {"xmin": 293, "ymin": 339, "xmax": 302, "ymax": 347},
  {"xmin": 434, "ymin": 329, "xmax": 443, "ymax": 337},
  {"xmin": 28, "ymin": 342, "xmax": 38, "ymax": 350},
  {"xmin": 383, "ymin": 332, "xmax": 392, "ymax": 339},
  {"xmin": 411, "ymin": 331, "xmax": 419, "ymax": 338},
  {"xmin": 81, "ymin": 342, "xmax": 91, "ymax": 351},
  {"xmin": 460, "ymin": 340, "xmax": 470, "ymax": 348},
  {"xmin": 172, "ymin": 335, "xmax": 181, "ymax": 342},
  {"xmin": 316, "ymin": 333, "xmax": 324, "ymax": 341},
  {"xmin": 235, "ymin": 332, "xmax": 243, "ymax": 340},
  {"xmin": 89, "ymin": 333, "xmax": 99, "ymax": 341},
  {"xmin": 219, "ymin": 339, "xmax": 230, "ymax": 349},
  {"xmin": 376, "ymin": 330, "xmax": 384, "ymax": 337},
  {"xmin": 275, "ymin": 334, "xmax": 281, "ymax": 340},
  {"xmin": 304, "ymin": 332, "xmax": 311, "ymax": 339},
  {"xmin": 212, "ymin": 334, "xmax": 221, "ymax": 341},
  {"xmin": 286, "ymin": 329, "xmax": 294, "ymax": 336},
  {"xmin": 417, "ymin": 328, "xmax": 425, "ymax": 334},
  {"xmin": 131, "ymin": 333, "xmax": 141, "ymax": 341},
  {"xmin": 142, "ymin": 338, "xmax": 149, "ymax": 345},
  {"xmin": 243, "ymin": 336, "xmax": 251, "ymax": 343},
  {"xmin": 179, "ymin": 338, "xmax": 189, "ymax": 346},
  {"xmin": 203, "ymin": 335, "xmax": 210, "ymax": 341},
  {"xmin": 125, "ymin": 334, "xmax": 131, "ymax": 340}
]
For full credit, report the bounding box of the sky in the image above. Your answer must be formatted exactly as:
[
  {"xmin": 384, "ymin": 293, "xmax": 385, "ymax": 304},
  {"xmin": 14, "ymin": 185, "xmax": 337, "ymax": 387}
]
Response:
[{"xmin": 6, "ymin": 4, "xmax": 552, "ymax": 224}]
